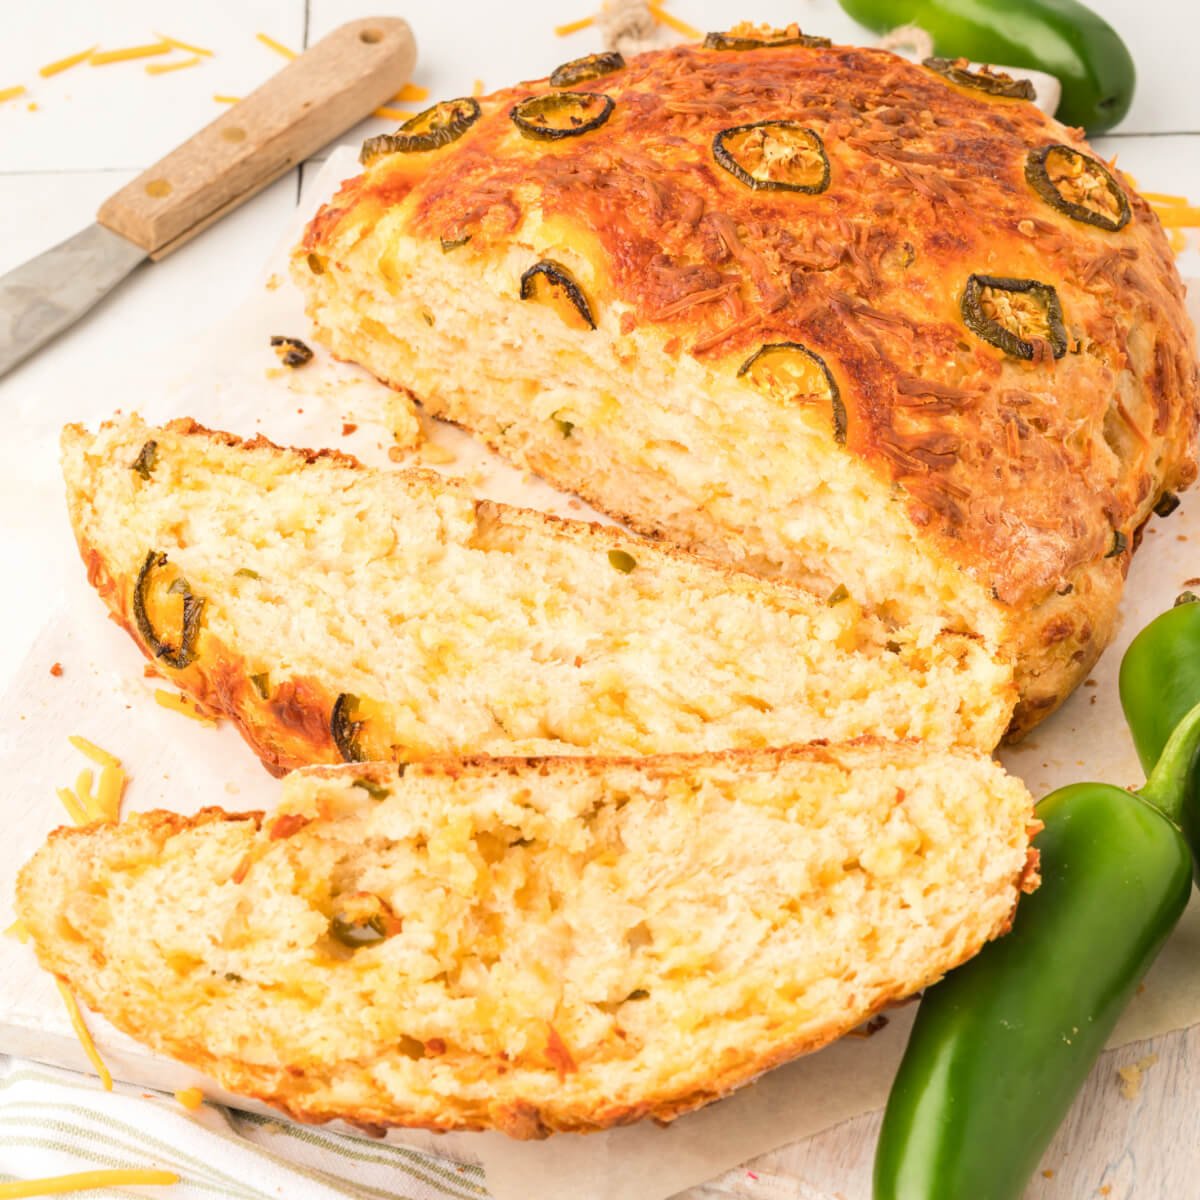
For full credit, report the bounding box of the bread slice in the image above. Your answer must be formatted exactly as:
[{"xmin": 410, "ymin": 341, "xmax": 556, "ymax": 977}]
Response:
[
  {"xmin": 293, "ymin": 37, "xmax": 1199, "ymax": 737},
  {"xmin": 61, "ymin": 416, "xmax": 1014, "ymax": 775},
  {"xmin": 17, "ymin": 743, "xmax": 1038, "ymax": 1136}
]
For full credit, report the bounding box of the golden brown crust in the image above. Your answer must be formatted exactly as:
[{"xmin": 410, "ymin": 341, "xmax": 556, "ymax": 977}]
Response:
[{"xmin": 300, "ymin": 37, "xmax": 1199, "ymax": 735}]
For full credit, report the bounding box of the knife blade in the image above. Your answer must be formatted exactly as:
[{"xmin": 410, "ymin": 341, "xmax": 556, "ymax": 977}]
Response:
[{"xmin": 0, "ymin": 16, "xmax": 416, "ymax": 381}]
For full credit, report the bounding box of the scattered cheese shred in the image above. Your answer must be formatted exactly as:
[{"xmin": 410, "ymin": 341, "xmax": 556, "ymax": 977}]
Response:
[
  {"xmin": 213, "ymin": 93, "xmax": 240, "ymax": 104},
  {"xmin": 1169, "ymin": 228, "xmax": 1187, "ymax": 253},
  {"xmin": 68, "ymin": 735, "xmax": 121, "ymax": 770},
  {"xmin": 555, "ymin": 15, "xmax": 595, "ymax": 36},
  {"xmin": 1154, "ymin": 206, "xmax": 1200, "ymax": 228},
  {"xmin": 146, "ymin": 56, "xmax": 202, "ymax": 75},
  {"xmin": 156, "ymin": 33, "xmax": 214, "ymax": 57},
  {"xmin": 96, "ymin": 765, "xmax": 126, "ymax": 823},
  {"xmin": 0, "ymin": 1169, "xmax": 179, "ymax": 1198},
  {"xmin": 395, "ymin": 82, "xmax": 429, "ymax": 102},
  {"xmin": 56, "ymin": 786, "xmax": 88, "ymax": 827},
  {"xmin": 647, "ymin": 2, "xmax": 701, "ymax": 38},
  {"xmin": 55, "ymin": 980, "xmax": 113, "ymax": 1091},
  {"xmin": 473, "ymin": 78, "xmax": 485, "ymax": 97},
  {"xmin": 256, "ymin": 32, "xmax": 297, "ymax": 60},
  {"xmin": 74, "ymin": 769, "xmax": 106, "ymax": 823},
  {"xmin": 3, "ymin": 919, "xmax": 29, "ymax": 943},
  {"xmin": 174, "ymin": 1087, "xmax": 205, "ymax": 1111},
  {"xmin": 1144, "ymin": 191, "xmax": 1188, "ymax": 206},
  {"xmin": 0, "ymin": 85, "xmax": 28, "ymax": 103},
  {"xmin": 373, "ymin": 106, "xmax": 416, "ymax": 120},
  {"xmin": 38, "ymin": 46, "xmax": 97, "ymax": 78},
  {"xmin": 154, "ymin": 688, "xmax": 218, "ymax": 725},
  {"xmin": 90, "ymin": 41, "xmax": 173, "ymax": 66}
]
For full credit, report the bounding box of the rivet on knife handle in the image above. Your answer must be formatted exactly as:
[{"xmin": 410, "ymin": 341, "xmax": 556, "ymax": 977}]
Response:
[{"xmin": 96, "ymin": 17, "xmax": 417, "ymax": 260}]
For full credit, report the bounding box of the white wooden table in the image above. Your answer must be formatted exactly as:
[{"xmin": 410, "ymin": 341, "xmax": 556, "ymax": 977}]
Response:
[{"xmin": 1, "ymin": 3, "xmax": 1198, "ymax": 1197}]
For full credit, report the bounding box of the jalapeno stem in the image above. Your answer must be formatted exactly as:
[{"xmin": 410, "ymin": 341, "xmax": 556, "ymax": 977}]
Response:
[{"xmin": 1136, "ymin": 696, "xmax": 1200, "ymax": 826}]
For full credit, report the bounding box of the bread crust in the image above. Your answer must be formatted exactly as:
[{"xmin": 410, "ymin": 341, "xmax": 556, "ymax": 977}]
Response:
[
  {"xmin": 19, "ymin": 742, "xmax": 1038, "ymax": 1137},
  {"xmin": 297, "ymin": 36, "xmax": 1200, "ymax": 735}
]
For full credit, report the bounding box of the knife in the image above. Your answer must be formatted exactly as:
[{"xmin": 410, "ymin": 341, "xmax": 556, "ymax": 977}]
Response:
[{"xmin": 0, "ymin": 17, "xmax": 416, "ymax": 380}]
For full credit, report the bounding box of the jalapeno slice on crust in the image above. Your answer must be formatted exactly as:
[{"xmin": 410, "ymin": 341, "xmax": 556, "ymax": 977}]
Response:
[
  {"xmin": 329, "ymin": 892, "xmax": 399, "ymax": 949},
  {"xmin": 1026, "ymin": 144, "xmax": 1130, "ymax": 232},
  {"xmin": 961, "ymin": 275, "xmax": 1067, "ymax": 361},
  {"xmin": 713, "ymin": 121, "xmax": 830, "ymax": 193},
  {"xmin": 924, "ymin": 57, "xmax": 1036, "ymax": 100},
  {"xmin": 331, "ymin": 693, "xmax": 367, "ymax": 762},
  {"xmin": 133, "ymin": 550, "xmax": 205, "ymax": 670},
  {"xmin": 1106, "ymin": 529, "xmax": 1129, "ymax": 558},
  {"xmin": 550, "ymin": 51, "xmax": 625, "ymax": 88},
  {"xmin": 131, "ymin": 440, "xmax": 158, "ymax": 480},
  {"xmin": 520, "ymin": 260, "xmax": 596, "ymax": 330},
  {"xmin": 360, "ymin": 97, "xmax": 481, "ymax": 164},
  {"xmin": 704, "ymin": 27, "xmax": 831, "ymax": 50},
  {"xmin": 510, "ymin": 91, "xmax": 614, "ymax": 140},
  {"xmin": 738, "ymin": 343, "xmax": 846, "ymax": 444}
]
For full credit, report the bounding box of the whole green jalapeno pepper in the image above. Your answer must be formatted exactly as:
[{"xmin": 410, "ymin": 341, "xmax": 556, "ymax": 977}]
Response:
[
  {"xmin": 874, "ymin": 629, "xmax": 1200, "ymax": 1200},
  {"xmin": 836, "ymin": 0, "xmax": 1136, "ymax": 133}
]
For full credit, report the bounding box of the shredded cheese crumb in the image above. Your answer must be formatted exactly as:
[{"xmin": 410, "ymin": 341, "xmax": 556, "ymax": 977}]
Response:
[
  {"xmin": 213, "ymin": 93, "xmax": 240, "ymax": 104},
  {"xmin": 0, "ymin": 1170, "xmax": 179, "ymax": 1198},
  {"xmin": 1153, "ymin": 206, "xmax": 1200, "ymax": 228},
  {"xmin": 647, "ymin": 2, "xmax": 701, "ymax": 38},
  {"xmin": 473, "ymin": 78, "xmax": 485, "ymax": 97},
  {"xmin": 395, "ymin": 82, "xmax": 429, "ymax": 102},
  {"xmin": 146, "ymin": 56, "xmax": 202, "ymax": 75},
  {"xmin": 38, "ymin": 46, "xmax": 97, "ymax": 77},
  {"xmin": 0, "ymin": 85, "xmax": 28, "ymax": 103},
  {"xmin": 74, "ymin": 769, "xmax": 105, "ymax": 822},
  {"xmin": 174, "ymin": 1087, "xmax": 205, "ymax": 1110},
  {"xmin": 68, "ymin": 735, "xmax": 121, "ymax": 770},
  {"xmin": 555, "ymin": 15, "xmax": 595, "ymax": 35},
  {"xmin": 154, "ymin": 689, "xmax": 218, "ymax": 726},
  {"xmin": 97, "ymin": 765, "xmax": 126, "ymax": 823},
  {"xmin": 3, "ymin": 919, "xmax": 29, "ymax": 943},
  {"xmin": 1117, "ymin": 1052, "xmax": 1159, "ymax": 1100},
  {"xmin": 256, "ymin": 33, "xmax": 297, "ymax": 60},
  {"xmin": 156, "ymin": 33, "xmax": 214, "ymax": 57},
  {"xmin": 56, "ymin": 787, "xmax": 88, "ymax": 827},
  {"xmin": 90, "ymin": 41, "xmax": 173, "ymax": 66},
  {"xmin": 373, "ymin": 106, "xmax": 416, "ymax": 120},
  {"xmin": 1144, "ymin": 191, "xmax": 1188, "ymax": 206},
  {"xmin": 55, "ymin": 980, "xmax": 112, "ymax": 1091}
]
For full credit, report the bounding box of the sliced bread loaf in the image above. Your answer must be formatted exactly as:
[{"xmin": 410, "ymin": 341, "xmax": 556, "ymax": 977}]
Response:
[
  {"xmin": 17, "ymin": 743, "xmax": 1039, "ymax": 1136},
  {"xmin": 62, "ymin": 416, "xmax": 1014, "ymax": 774}
]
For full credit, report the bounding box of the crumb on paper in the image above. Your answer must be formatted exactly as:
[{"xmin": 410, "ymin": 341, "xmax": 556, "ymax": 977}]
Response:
[
  {"xmin": 1099, "ymin": 1187, "xmax": 1112, "ymax": 1196},
  {"xmin": 342, "ymin": 422, "xmax": 358, "ymax": 436},
  {"xmin": 387, "ymin": 446, "xmax": 408, "ymax": 464},
  {"xmin": 1084, "ymin": 678, "xmax": 1097, "ymax": 687},
  {"xmin": 224, "ymin": 782, "xmax": 239, "ymax": 794},
  {"xmin": 265, "ymin": 366, "xmax": 285, "ymax": 380},
  {"xmin": 1042, "ymin": 1168, "xmax": 1055, "ymax": 1178},
  {"xmin": 419, "ymin": 442, "xmax": 457, "ymax": 466},
  {"xmin": 386, "ymin": 392, "xmax": 423, "ymax": 451},
  {"xmin": 143, "ymin": 663, "xmax": 160, "ymax": 679},
  {"xmin": 1116, "ymin": 1053, "xmax": 1158, "ymax": 1100},
  {"xmin": 49, "ymin": 662, "xmax": 63, "ymax": 677},
  {"xmin": 845, "ymin": 1014, "xmax": 889, "ymax": 1039},
  {"xmin": 265, "ymin": 273, "xmax": 282, "ymax": 291},
  {"xmin": 270, "ymin": 335, "xmax": 314, "ymax": 368}
]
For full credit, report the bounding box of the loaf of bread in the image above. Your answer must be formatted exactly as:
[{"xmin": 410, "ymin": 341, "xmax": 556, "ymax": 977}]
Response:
[
  {"xmin": 293, "ymin": 25, "xmax": 1199, "ymax": 735},
  {"xmin": 17, "ymin": 743, "xmax": 1038, "ymax": 1136},
  {"xmin": 61, "ymin": 415, "xmax": 1014, "ymax": 775}
]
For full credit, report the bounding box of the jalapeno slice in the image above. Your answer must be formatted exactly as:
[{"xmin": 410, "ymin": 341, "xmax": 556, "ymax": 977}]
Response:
[
  {"xmin": 270, "ymin": 335, "xmax": 313, "ymax": 368},
  {"xmin": 329, "ymin": 892, "xmax": 399, "ymax": 949},
  {"xmin": 510, "ymin": 91, "xmax": 614, "ymax": 140},
  {"xmin": 132, "ymin": 550, "xmax": 205, "ymax": 670},
  {"xmin": 550, "ymin": 51, "xmax": 625, "ymax": 88},
  {"xmin": 738, "ymin": 343, "xmax": 846, "ymax": 444},
  {"xmin": 924, "ymin": 57, "xmax": 1036, "ymax": 100},
  {"xmin": 704, "ymin": 27, "xmax": 831, "ymax": 50},
  {"xmin": 1026, "ymin": 144, "xmax": 1131, "ymax": 232},
  {"xmin": 131, "ymin": 440, "xmax": 158, "ymax": 480},
  {"xmin": 331, "ymin": 693, "xmax": 367, "ymax": 762},
  {"xmin": 961, "ymin": 274, "xmax": 1067, "ymax": 361},
  {"xmin": 519, "ymin": 260, "xmax": 596, "ymax": 330},
  {"xmin": 713, "ymin": 121, "xmax": 830, "ymax": 194},
  {"xmin": 360, "ymin": 97, "xmax": 481, "ymax": 164}
]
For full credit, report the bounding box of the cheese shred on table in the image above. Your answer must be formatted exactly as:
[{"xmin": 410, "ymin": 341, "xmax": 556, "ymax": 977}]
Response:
[
  {"xmin": 554, "ymin": 15, "xmax": 594, "ymax": 35},
  {"xmin": 155, "ymin": 33, "xmax": 213, "ymax": 57},
  {"xmin": 0, "ymin": 86, "xmax": 28, "ymax": 103},
  {"xmin": 146, "ymin": 56, "xmax": 202, "ymax": 75},
  {"xmin": 67, "ymin": 736, "xmax": 120, "ymax": 770},
  {"xmin": 154, "ymin": 688, "xmax": 218, "ymax": 725},
  {"xmin": 647, "ymin": 2, "xmax": 700, "ymax": 37},
  {"xmin": 89, "ymin": 41, "xmax": 172, "ymax": 66},
  {"xmin": 0, "ymin": 1170, "xmax": 179, "ymax": 1198},
  {"xmin": 55, "ymin": 979, "xmax": 112, "ymax": 1091},
  {"xmin": 37, "ymin": 47, "xmax": 96, "ymax": 77},
  {"xmin": 256, "ymin": 33, "xmax": 297, "ymax": 60},
  {"xmin": 374, "ymin": 106, "xmax": 416, "ymax": 120}
]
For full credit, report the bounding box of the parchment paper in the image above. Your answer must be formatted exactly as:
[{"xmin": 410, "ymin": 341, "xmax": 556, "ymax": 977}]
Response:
[{"xmin": 2, "ymin": 148, "xmax": 1200, "ymax": 1200}]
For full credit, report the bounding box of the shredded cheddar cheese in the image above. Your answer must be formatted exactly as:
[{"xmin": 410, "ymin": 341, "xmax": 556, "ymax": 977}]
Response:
[
  {"xmin": 647, "ymin": 2, "xmax": 701, "ymax": 38},
  {"xmin": 97, "ymin": 765, "xmax": 126, "ymax": 822},
  {"xmin": 395, "ymin": 82, "xmax": 429, "ymax": 102},
  {"xmin": 256, "ymin": 32, "xmax": 297, "ymax": 60},
  {"xmin": 38, "ymin": 46, "xmax": 97, "ymax": 77},
  {"xmin": 146, "ymin": 56, "xmax": 202, "ymax": 75},
  {"xmin": 0, "ymin": 86, "xmax": 28, "ymax": 103},
  {"xmin": 1169, "ymin": 228, "xmax": 1187, "ymax": 252},
  {"xmin": 555, "ymin": 15, "xmax": 595, "ymax": 35},
  {"xmin": 473, "ymin": 78, "xmax": 485, "ymax": 97},
  {"xmin": 373, "ymin": 106, "xmax": 416, "ymax": 120},
  {"xmin": 0, "ymin": 1170, "xmax": 179, "ymax": 1198},
  {"xmin": 213, "ymin": 93, "xmax": 240, "ymax": 104},
  {"xmin": 154, "ymin": 688, "xmax": 218, "ymax": 725},
  {"xmin": 68, "ymin": 735, "xmax": 120, "ymax": 770},
  {"xmin": 90, "ymin": 41, "xmax": 173, "ymax": 66},
  {"xmin": 174, "ymin": 1086, "xmax": 205, "ymax": 1110},
  {"xmin": 156, "ymin": 33, "xmax": 214, "ymax": 57},
  {"xmin": 1154, "ymin": 206, "xmax": 1200, "ymax": 228},
  {"xmin": 1144, "ymin": 191, "xmax": 1188, "ymax": 206},
  {"xmin": 74, "ymin": 769, "xmax": 105, "ymax": 822},
  {"xmin": 3, "ymin": 919, "xmax": 29, "ymax": 943},
  {"xmin": 56, "ymin": 979, "xmax": 112, "ymax": 1091},
  {"xmin": 56, "ymin": 786, "xmax": 88, "ymax": 827}
]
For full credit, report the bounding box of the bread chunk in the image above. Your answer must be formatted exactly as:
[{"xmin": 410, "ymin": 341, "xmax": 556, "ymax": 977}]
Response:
[
  {"xmin": 294, "ymin": 35, "xmax": 1199, "ymax": 735},
  {"xmin": 17, "ymin": 743, "xmax": 1039, "ymax": 1136},
  {"xmin": 61, "ymin": 415, "xmax": 1014, "ymax": 775}
]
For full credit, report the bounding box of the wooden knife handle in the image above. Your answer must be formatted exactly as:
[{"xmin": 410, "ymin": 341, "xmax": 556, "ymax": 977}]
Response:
[{"xmin": 97, "ymin": 17, "xmax": 416, "ymax": 260}]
